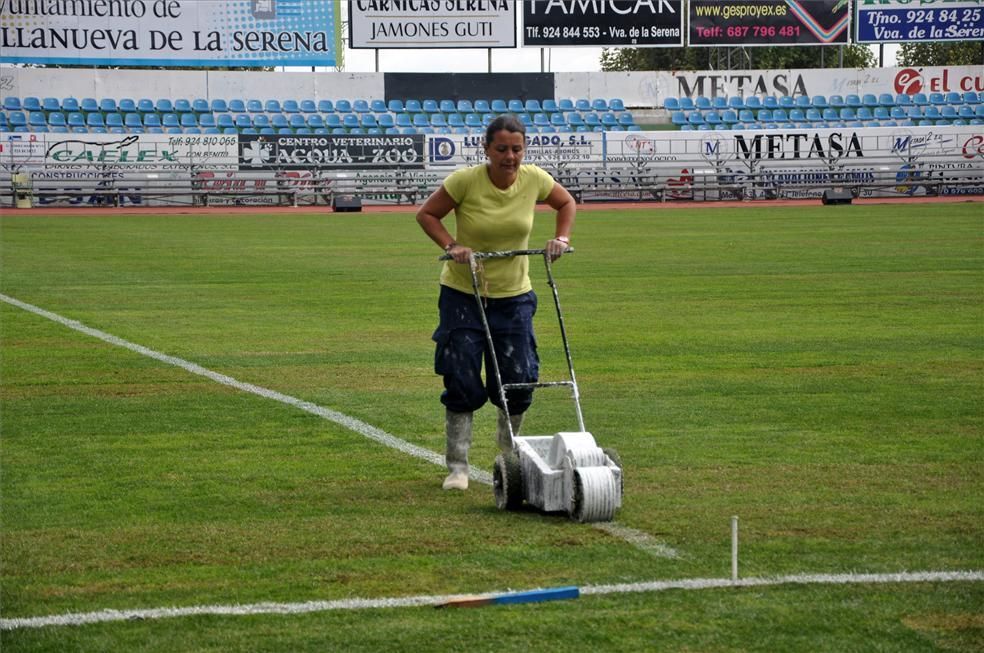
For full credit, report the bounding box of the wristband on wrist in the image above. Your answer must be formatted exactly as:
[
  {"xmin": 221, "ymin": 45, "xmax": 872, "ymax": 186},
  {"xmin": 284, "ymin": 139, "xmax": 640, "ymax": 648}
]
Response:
[
  {"xmin": 555, "ymin": 236, "xmax": 570, "ymax": 244},
  {"xmin": 444, "ymin": 241, "xmax": 457, "ymax": 252}
]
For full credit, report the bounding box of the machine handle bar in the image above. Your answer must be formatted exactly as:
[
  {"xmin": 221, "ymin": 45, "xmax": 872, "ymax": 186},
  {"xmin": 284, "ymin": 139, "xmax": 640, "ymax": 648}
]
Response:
[{"xmin": 438, "ymin": 247, "xmax": 573, "ymax": 261}]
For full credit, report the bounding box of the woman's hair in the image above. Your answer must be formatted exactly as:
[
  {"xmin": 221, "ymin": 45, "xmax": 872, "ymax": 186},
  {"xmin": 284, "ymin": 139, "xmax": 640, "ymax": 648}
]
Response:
[{"xmin": 485, "ymin": 114, "xmax": 526, "ymax": 146}]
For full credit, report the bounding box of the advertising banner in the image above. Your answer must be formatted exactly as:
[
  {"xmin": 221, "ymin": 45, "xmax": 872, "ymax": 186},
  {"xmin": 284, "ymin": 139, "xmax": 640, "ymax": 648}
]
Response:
[
  {"xmin": 522, "ymin": 0, "xmax": 684, "ymax": 47},
  {"xmin": 239, "ymin": 134, "xmax": 426, "ymax": 170},
  {"xmin": 689, "ymin": 0, "xmax": 850, "ymax": 46},
  {"xmin": 427, "ymin": 132, "xmax": 604, "ymax": 167},
  {"xmin": 0, "ymin": 0, "xmax": 340, "ymax": 67},
  {"xmin": 856, "ymin": 0, "xmax": 984, "ymax": 44},
  {"xmin": 41, "ymin": 133, "xmax": 240, "ymax": 171},
  {"xmin": 348, "ymin": 0, "xmax": 516, "ymax": 49}
]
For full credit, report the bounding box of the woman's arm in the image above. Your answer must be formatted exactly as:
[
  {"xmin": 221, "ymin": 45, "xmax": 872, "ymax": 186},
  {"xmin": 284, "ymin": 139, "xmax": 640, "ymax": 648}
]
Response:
[{"xmin": 415, "ymin": 186, "xmax": 471, "ymax": 263}]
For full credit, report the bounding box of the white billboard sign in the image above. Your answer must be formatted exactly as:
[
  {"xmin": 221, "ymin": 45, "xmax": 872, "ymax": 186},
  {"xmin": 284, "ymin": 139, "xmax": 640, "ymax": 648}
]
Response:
[
  {"xmin": 0, "ymin": 0, "xmax": 340, "ymax": 67},
  {"xmin": 347, "ymin": 0, "xmax": 516, "ymax": 48}
]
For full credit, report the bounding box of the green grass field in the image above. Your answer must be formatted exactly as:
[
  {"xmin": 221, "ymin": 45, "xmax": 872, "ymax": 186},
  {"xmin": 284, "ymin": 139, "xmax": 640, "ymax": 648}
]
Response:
[{"xmin": 1, "ymin": 202, "xmax": 982, "ymax": 651}]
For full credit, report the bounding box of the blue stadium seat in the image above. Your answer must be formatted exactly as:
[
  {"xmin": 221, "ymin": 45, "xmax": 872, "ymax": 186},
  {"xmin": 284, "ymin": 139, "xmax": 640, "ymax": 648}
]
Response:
[
  {"xmin": 353, "ymin": 99, "xmax": 371, "ymax": 113},
  {"xmin": 360, "ymin": 114, "xmax": 378, "ymax": 128},
  {"xmin": 80, "ymin": 98, "xmax": 98, "ymax": 112},
  {"xmin": 318, "ymin": 99, "xmax": 334, "ymax": 113},
  {"xmin": 704, "ymin": 111, "xmax": 721, "ymax": 125},
  {"xmin": 377, "ymin": 114, "xmax": 395, "ymax": 129},
  {"xmin": 395, "ymin": 113, "xmax": 412, "ymax": 128},
  {"xmin": 299, "ymin": 99, "xmax": 317, "ymax": 113},
  {"xmin": 664, "ymin": 97, "xmax": 680, "ymax": 111},
  {"xmin": 454, "ymin": 99, "xmax": 473, "ymax": 114},
  {"xmin": 66, "ymin": 112, "xmax": 85, "ymax": 128},
  {"xmin": 525, "ymin": 99, "xmax": 542, "ymax": 113},
  {"xmin": 265, "ymin": 99, "xmax": 282, "ymax": 113},
  {"xmin": 41, "ymin": 97, "xmax": 60, "ymax": 112},
  {"xmin": 154, "ymin": 98, "xmax": 173, "ymax": 113},
  {"xmin": 789, "ymin": 108, "xmax": 805, "ymax": 124},
  {"xmin": 857, "ymin": 107, "xmax": 873, "ymax": 121},
  {"xmin": 696, "ymin": 96, "xmax": 713, "ymax": 110},
  {"xmin": 845, "ymin": 94, "xmax": 862, "ymax": 108},
  {"xmin": 162, "ymin": 113, "xmax": 180, "ymax": 128},
  {"xmin": 928, "ymin": 92, "xmax": 946, "ymax": 105},
  {"xmin": 822, "ymin": 108, "xmax": 838, "ymax": 121},
  {"xmin": 778, "ymin": 96, "xmax": 794, "ymax": 110},
  {"xmin": 174, "ymin": 99, "xmax": 192, "ymax": 113},
  {"xmin": 677, "ymin": 97, "xmax": 695, "ymax": 111},
  {"xmin": 505, "ymin": 99, "xmax": 523, "ymax": 113},
  {"xmin": 738, "ymin": 109, "xmax": 754, "ymax": 123},
  {"xmin": 489, "ymin": 99, "xmax": 506, "ymax": 113},
  {"xmin": 793, "ymin": 96, "xmax": 811, "ymax": 109},
  {"xmin": 756, "ymin": 109, "xmax": 773, "ymax": 123},
  {"xmin": 911, "ymin": 92, "xmax": 928, "ymax": 106},
  {"xmin": 923, "ymin": 106, "xmax": 941, "ymax": 119},
  {"xmin": 446, "ymin": 113, "xmax": 464, "ymax": 128},
  {"xmin": 210, "ymin": 98, "xmax": 228, "ymax": 113},
  {"xmin": 253, "ymin": 114, "xmax": 271, "ymax": 128},
  {"xmin": 48, "ymin": 112, "xmax": 67, "ymax": 127},
  {"xmin": 192, "ymin": 99, "xmax": 210, "ymax": 113},
  {"xmin": 29, "ymin": 111, "xmax": 46, "ymax": 127},
  {"xmin": 762, "ymin": 96, "xmax": 778, "ymax": 109},
  {"xmin": 743, "ymin": 96, "xmax": 761, "ymax": 110},
  {"xmin": 307, "ymin": 114, "xmax": 324, "ymax": 128},
  {"xmin": 184, "ymin": 127, "xmax": 201, "ymax": 134},
  {"xmin": 873, "ymin": 107, "xmax": 890, "ymax": 121},
  {"xmin": 387, "ymin": 99, "xmax": 404, "ymax": 113},
  {"xmin": 826, "ymin": 94, "xmax": 843, "ymax": 108},
  {"xmin": 404, "ymin": 99, "xmax": 422, "ymax": 113},
  {"xmin": 590, "ymin": 98, "xmax": 607, "ymax": 111},
  {"xmin": 574, "ymin": 98, "xmax": 591, "ymax": 112},
  {"xmin": 104, "ymin": 113, "xmax": 123, "ymax": 128},
  {"xmin": 610, "ymin": 98, "xmax": 626, "ymax": 112},
  {"xmin": 21, "ymin": 97, "xmax": 40, "ymax": 112},
  {"xmin": 369, "ymin": 99, "xmax": 386, "ymax": 113},
  {"xmin": 465, "ymin": 113, "xmax": 483, "ymax": 128},
  {"xmin": 430, "ymin": 113, "xmax": 447, "ymax": 127},
  {"xmin": 540, "ymin": 99, "xmax": 559, "ymax": 113},
  {"xmin": 941, "ymin": 105, "xmax": 958, "ymax": 120},
  {"xmin": 412, "ymin": 113, "xmax": 429, "ymax": 128},
  {"xmin": 3, "ymin": 97, "xmax": 21, "ymax": 111},
  {"xmin": 958, "ymin": 105, "xmax": 976, "ymax": 119},
  {"xmin": 687, "ymin": 112, "xmax": 704, "ymax": 126},
  {"xmin": 124, "ymin": 113, "xmax": 142, "ymax": 129},
  {"xmin": 724, "ymin": 96, "xmax": 743, "ymax": 111},
  {"xmin": 556, "ymin": 98, "xmax": 574, "ymax": 112},
  {"xmin": 86, "ymin": 113, "xmax": 105, "ymax": 127},
  {"xmin": 962, "ymin": 92, "xmax": 980, "ymax": 105},
  {"xmin": 198, "ymin": 114, "xmax": 216, "ymax": 128},
  {"xmin": 289, "ymin": 114, "xmax": 306, "ymax": 129},
  {"xmin": 421, "ymin": 99, "xmax": 438, "ymax": 113},
  {"xmin": 283, "ymin": 100, "xmax": 300, "ymax": 113},
  {"xmin": 216, "ymin": 114, "xmax": 234, "ymax": 129},
  {"xmin": 325, "ymin": 114, "xmax": 342, "ymax": 128},
  {"xmin": 270, "ymin": 115, "xmax": 288, "ymax": 129},
  {"xmin": 889, "ymin": 107, "xmax": 907, "ymax": 121},
  {"xmin": 436, "ymin": 99, "xmax": 454, "ymax": 113},
  {"xmin": 811, "ymin": 95, "xmax": 828, "ymax": 109},
  {"xmin": 340, "ymin": 114, "xmax": 357, "ymax": 128},
  {"xmin": 806, "ymin": 108, "xmax": 822, "ymax": 122},
  {"xmin": 228, "ymin": 99, "xmax": 246, "ymax": 113},
  {"xmin": 335, "ymin": 99, "xmax": 353, "ymax": 113},
  {"xmin": 246, "ymin": 99, "xmax": 263, "ymax": 113},
  {"xmin": 839, "ymin": 107, "xmax": 856, "ymax": 120}
]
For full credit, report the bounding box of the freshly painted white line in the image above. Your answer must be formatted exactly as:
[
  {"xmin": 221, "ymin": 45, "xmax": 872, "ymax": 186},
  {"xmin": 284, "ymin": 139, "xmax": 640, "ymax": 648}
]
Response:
[
  {"xmin": 2, "ymin": 571, "xmax": 981, "ymax": 630},
  {"xmin": 1, "ymin": 293, "xmax": 683, "ymax": 558}
]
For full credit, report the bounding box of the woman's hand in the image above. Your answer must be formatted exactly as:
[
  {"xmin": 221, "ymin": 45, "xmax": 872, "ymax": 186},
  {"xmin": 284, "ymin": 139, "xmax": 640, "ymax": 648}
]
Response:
[
  {"xmin": 446, "ymin": 243, "xmax": 474, "ymax": 264},
  {"xmin": 546, "ymin": 237, "xmax": 569, "ymax": 262}
]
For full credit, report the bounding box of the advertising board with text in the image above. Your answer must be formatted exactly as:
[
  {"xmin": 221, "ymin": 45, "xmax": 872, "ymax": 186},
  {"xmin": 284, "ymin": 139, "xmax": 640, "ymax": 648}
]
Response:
[
  {"xmin": 348, "ymin": 0, "xmax": 516, "ymax": 48},
  {"xmin": 239, "ymin": 134, "xmax": 425, "ymax": 170},
  {"xmin": 855, "ymin": 0, "xmax": 984, "ymax": 44},
  {"xmin": 522, "ymin": 0, "xmax": 684, "ymax": 46},
  {"xmin": 0, "ymin": 0, "xmax": 340, "ymax": 67},
  {"xmin": 689, "ymin": 0, "xmax": 849, "ymax": 46}
]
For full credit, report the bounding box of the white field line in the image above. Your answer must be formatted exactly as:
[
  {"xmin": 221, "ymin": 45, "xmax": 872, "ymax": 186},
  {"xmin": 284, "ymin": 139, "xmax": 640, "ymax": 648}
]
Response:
[
  {"xmin": 0, "ymin": 293, "xmax": 677, "ymax": 558},
  {"xmin": 2, "ymin": 571, "xmax": 981, "ymax": 630}
]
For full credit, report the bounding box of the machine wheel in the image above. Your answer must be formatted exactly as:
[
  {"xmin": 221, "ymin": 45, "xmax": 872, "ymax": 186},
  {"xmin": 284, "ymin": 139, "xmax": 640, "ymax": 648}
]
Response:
[
  {"xmin": 493, "ymin": 451, "xmax": 523, "ymax": 511},
  {"xmin": 571, "ymin": 466, "xmax": 619, "ymax": 523}
]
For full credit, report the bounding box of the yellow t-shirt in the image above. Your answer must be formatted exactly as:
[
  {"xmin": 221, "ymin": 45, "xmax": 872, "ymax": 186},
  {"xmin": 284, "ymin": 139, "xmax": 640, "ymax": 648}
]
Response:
[{"xmin": 440, "ymin": 163, "xmax": 555, "ymax": 298}]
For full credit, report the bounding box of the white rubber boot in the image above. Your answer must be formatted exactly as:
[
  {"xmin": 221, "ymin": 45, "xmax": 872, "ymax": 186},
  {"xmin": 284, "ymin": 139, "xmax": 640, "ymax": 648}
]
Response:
[
  {"xmin": 496, "ymin": 408, "xmax": 524, "ymax": 453},
  {"xmin": 443, "ymin": 410, "xmax": 473, "ymax": 490}
]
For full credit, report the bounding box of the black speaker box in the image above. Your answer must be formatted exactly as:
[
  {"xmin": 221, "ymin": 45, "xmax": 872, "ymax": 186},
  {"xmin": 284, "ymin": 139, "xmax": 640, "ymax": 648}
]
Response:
[
  {"xmin": 333, "ymin": 195, "xmax": 362, "ymax": 212},
  {"xmin": 821, "ymin": 189, "xmax": 853, "ymax": 205}
]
